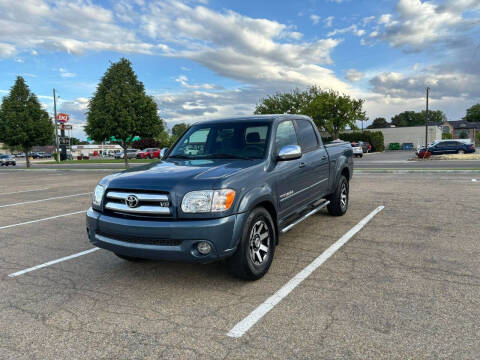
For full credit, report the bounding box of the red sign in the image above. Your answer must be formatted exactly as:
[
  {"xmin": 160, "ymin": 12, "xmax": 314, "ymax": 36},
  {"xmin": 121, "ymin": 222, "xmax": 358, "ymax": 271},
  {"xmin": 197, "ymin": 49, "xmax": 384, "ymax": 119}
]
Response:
[{"xmin": 56, "ymin": 113, "xmax": 69, "ymax": 123}]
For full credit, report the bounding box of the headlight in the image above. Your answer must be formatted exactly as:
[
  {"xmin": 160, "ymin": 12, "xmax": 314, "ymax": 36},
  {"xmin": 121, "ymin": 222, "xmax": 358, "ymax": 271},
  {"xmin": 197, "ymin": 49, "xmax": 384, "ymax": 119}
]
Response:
[
  {"xmin": 181, "ymin": 189, "xmax": 236, "ymax": 213},
  {"xmin": 92, "ymin": 184, "xmax": 105, "ymax": 206}
]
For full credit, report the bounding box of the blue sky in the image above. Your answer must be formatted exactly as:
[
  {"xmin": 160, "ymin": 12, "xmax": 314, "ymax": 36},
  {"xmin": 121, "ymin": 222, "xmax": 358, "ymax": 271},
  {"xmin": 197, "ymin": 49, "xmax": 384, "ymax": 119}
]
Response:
[{"xmin": 1, "ymin": 0, "xmax": 479, "ymax": 139}]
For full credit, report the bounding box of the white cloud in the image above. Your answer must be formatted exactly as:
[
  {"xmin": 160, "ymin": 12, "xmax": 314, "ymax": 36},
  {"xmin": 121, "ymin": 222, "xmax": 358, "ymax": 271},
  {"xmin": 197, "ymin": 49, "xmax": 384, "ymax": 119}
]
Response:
[
  {"xmin": 328, "ymin": 24, "xmax": 365, "ymax": 37},
  {"xmin": 362, "ymin": 16, "xmax": 375, "ymax": 25},
  {"xmin": 323, "ymin": 16, "xmax": 335, "ymax": 27},
  {"xmin": 345, "ymin": 69, "xmax": 364, "ymax": 82},
  {"xmin": 175, "ymin": 75, "xmax": 219, "ymax": 89},
  {"xmin": 372, "ymin": 0, "xmax": 480, "ymax": 52},
  {"xmin": 310, "ymin": 14, "xmax": 321, "ymax": 25},
  {"xmin": 0, "ymin": 42, "xmax": 16, "ymax": 58},
  {"xmin": 59, "ymin": 68, "xmax": 76, "ymax": 78}
]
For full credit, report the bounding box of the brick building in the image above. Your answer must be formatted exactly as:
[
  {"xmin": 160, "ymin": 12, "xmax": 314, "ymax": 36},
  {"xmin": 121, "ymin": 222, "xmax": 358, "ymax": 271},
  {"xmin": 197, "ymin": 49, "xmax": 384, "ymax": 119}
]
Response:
[{"xmin": 441, "ymin": 120, "xmax": 479, "ymax": 144}]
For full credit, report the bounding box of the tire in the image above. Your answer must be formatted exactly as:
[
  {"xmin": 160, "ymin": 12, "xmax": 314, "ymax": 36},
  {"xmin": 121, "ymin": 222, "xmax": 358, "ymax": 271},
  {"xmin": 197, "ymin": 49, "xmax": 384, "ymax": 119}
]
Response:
[
  {"xmin": 327, "ymin": 175, "xmax": 349, "ymax": 216},
  {"xmin": 359, "ymin": 154, "xmax": 363, "ymax": 158},
  {"xmin": 227, "ymin": 207, "xmax": 276, "ymax": 280},
  {"xmin": 458, "ymin": 150, "xmax": 465, "ymax": 154},
  {"xmin": 114, "ymin": 253, "xmax": 144, "ymax": 262}
]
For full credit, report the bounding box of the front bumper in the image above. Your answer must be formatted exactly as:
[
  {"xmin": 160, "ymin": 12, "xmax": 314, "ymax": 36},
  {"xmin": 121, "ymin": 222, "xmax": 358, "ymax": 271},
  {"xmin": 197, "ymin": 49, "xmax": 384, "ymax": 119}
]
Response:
[{"xmin": 86, "ymin": 207, "xmax": 246, "ymax": 263}]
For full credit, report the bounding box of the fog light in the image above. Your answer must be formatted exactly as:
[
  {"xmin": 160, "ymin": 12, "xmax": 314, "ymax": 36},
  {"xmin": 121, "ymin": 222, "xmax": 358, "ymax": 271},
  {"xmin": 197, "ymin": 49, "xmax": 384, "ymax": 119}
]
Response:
[{"xmin": 197, "ymin": 241, "xmax": 212, "ymax": 255}]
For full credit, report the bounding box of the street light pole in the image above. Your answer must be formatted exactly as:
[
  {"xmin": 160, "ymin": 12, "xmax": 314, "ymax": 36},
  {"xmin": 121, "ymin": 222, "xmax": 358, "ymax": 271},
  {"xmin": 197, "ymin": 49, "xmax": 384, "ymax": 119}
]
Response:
[
  {"xmin": 53, "ymin": 88, "xmax": 60, "ymax": 162},
  {"xmin": 425, "ymin": 87, "xmax": 430, "ymax": 148}
]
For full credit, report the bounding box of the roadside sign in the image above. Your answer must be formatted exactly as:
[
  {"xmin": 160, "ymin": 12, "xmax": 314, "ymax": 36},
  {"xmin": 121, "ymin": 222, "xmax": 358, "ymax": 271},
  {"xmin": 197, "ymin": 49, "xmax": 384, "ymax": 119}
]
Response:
[
  {"xmin": 56, "ymin": 113, "xmax": 69, "ymax": 123},
  {"xmin": 59, "ymin": 136, "xmax": 70, "ymax": 145},
  {"xmin": 58, "ymin": 124, "xmax": 72, "ymax": 130}
]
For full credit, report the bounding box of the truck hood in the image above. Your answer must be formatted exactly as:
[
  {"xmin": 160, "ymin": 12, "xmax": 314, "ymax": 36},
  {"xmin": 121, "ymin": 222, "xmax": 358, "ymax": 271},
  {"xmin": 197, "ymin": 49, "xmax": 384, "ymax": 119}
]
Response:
[{"xmin": 105, "ymin": 159, "xmax": 262, "ymax": 192}]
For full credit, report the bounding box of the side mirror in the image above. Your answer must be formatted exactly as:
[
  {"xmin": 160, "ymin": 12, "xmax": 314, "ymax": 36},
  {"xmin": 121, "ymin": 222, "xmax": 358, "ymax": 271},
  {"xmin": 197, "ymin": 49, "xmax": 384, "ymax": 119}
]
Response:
[
  {"xmin": 160, "ymin": 147, "xmax": 169, "ymax": 159},
  {"xmin": 278, "ymin": 145, "xmax": 302, "ymax": 161}
]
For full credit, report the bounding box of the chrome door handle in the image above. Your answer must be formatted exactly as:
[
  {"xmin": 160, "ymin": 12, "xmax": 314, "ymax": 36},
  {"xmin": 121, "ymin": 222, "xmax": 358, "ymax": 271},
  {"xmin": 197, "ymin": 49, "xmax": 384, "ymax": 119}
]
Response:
[{"xmin": 299, "ymin": 162, "xmax": 306, "ymax": 168}]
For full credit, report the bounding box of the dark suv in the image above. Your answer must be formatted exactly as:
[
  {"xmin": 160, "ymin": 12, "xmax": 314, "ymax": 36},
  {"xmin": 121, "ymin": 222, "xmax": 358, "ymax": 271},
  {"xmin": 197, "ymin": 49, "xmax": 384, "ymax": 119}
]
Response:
[{"xmin": 429, "ymin": 141, "xmax": 475, "ymax": 155}]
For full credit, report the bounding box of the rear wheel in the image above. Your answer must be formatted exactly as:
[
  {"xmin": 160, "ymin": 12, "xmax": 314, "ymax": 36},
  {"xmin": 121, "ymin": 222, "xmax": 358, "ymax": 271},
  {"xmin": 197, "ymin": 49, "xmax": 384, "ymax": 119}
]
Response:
[
  {"xmin": 227, "ymin": 207, "xmax": 276, "ymax": 280},
  {"xmin": 327, "ymin": 175, "xmax": 349, "ymax": 216},
  {"xmin": 114, "ymin": 253, "xmax": 144, "ymax": 262}
]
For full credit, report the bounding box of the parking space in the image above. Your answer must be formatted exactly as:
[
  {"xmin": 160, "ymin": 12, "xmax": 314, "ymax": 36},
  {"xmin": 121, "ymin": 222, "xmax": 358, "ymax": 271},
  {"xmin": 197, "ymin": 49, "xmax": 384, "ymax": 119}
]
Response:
[{"xmin": 1, "ymin": 170, "xmax": 479, "ymax": 358}]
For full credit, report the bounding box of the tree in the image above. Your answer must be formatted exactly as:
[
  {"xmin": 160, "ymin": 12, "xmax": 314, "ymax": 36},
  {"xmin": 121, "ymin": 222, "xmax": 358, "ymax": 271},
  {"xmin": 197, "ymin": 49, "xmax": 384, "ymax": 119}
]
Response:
[
  {"xmin": 131, "ymin": 138, "xmax": 159, "ymax": 150},
  {"xmin": 255, "ymin": 86, "xmax": 366, "ymax": 136},
  {"xmin": 70, "ymin": 137, "xmax": 89, "ymax": 145},
  {"xmin": 254, "ymin": 86, "xmax": 321, "ymax": 115},
  {"xmin": 367, "ymin": 117, "xmax": 389, "ymax": 129},
  {"xmin": 459, "ymin": 130, "xmax": 469, "ymax": 139},
  {"xmin": 391, "ymin": 110, "xmax": 447, "ymax": 127},
  {"xmin": 85, "ymin": 58, "xmax": 163, "ymax": 168},
  {"xmin": 302, "ymin": 90, "xmax": 366, "ymax": 139},
  {"xmin": 442, "ymin": 132, "xmax": 453, "ymax": 139},
  {"xmin": 476, "ymin": 131, "xmax": 480, "ymax": 145},
  {"xmin": 0, "ymin": 76, "xmax": 54, "ymax": 168},
  {"xmin": 463, "ymin": 104, "xmax": 480, "ymax": 122},
  {"xmin": 170, "ymin": 123, "xmax": 190, "ymax": 144}
]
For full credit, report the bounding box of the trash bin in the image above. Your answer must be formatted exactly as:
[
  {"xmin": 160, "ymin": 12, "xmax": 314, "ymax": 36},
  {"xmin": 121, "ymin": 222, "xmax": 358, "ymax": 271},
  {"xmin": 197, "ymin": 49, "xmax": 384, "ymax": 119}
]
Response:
[
  {"xmin": 402, "ymin": 143, "xmax": 414, "ymax": 151},
  {"xmin": 389, "ymin": 143, "xmax": 400, "ymax": 150}
]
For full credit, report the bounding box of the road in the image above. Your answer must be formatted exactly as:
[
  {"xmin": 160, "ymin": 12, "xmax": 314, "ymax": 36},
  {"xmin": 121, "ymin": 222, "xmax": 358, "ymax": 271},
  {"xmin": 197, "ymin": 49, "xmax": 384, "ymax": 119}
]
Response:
[
  {"xmin": 3, "ymin": 151, "xmax": 479, "ymax": 171},
  {"xmin": 1, "ymin": 170, "xmax": 479, "ymax": 358}
]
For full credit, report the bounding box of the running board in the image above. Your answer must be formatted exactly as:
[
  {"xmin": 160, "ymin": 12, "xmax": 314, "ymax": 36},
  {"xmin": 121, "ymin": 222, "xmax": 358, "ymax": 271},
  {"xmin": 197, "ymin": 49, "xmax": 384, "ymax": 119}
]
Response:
[{"xmin": 280, "ymin": 200, "xmax": 330, "ymax": 234}]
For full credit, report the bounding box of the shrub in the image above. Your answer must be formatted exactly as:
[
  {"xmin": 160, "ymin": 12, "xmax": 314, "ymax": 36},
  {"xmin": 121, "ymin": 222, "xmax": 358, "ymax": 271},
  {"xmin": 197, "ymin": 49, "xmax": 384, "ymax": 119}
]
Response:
[{"xmin": 442, "ymin": 133, "xmax": 453, "ymax": 140}]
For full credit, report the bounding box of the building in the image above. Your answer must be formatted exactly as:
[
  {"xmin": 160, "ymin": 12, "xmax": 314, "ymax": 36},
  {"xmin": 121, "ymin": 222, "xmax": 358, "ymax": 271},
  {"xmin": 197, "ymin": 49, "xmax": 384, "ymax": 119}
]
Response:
[
  {"xmin": 338, "ymin": 125, "xmax": 442, "ymax": 149},
  {"xmin": 441, "ymin": 120, "xmax": 479, "ymax": 144},
  {"xmin": 71, "ymin": 144, "xmax": 122, "ymax": 157}
]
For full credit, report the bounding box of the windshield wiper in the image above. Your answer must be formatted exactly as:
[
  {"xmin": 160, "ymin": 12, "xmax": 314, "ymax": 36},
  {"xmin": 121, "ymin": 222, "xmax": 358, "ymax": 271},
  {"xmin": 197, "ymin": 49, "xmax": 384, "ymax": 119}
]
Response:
[
  {"xmin": 203, "ymin": 153, "xmax": 255, "ymax": 160},
  {"xmin": 168, "ymin": 154, "xmax": 193, "ymax": 159}
]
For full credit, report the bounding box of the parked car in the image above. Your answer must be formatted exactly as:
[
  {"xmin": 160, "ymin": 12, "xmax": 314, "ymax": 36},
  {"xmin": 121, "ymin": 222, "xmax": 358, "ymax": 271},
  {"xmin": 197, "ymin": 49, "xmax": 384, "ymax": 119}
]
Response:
[
  {"xmin": 117, "ymin": 149, "xmax": 139, "ymax": 159},
  {"xmin": 351, "ymin": 141, "xmax": 369, "ymax": 153},
  {"xmin": 351, "ymin": 143, "xmax": 363, "ymax": 158},
  {"xmin": 136, "ymin": 148, "xmax": 160, "ymax": 159},
  {"xmin": 0, "ymin": 155, "xmax": 16, "ymax": 166},
  {"xmin": 428, "ymin": 140, "xmax": 475, "ymax": 155},
  {"xmin": 31, "ymin": 152, "xmax": 51, "ymax": 159},
  {"xmin": 87, "ymin": 115, "xmax": 354, "ymax": 280},
  {"xmin": 416, "ymin": 148, "xmax": 431, "ymax": 158}
]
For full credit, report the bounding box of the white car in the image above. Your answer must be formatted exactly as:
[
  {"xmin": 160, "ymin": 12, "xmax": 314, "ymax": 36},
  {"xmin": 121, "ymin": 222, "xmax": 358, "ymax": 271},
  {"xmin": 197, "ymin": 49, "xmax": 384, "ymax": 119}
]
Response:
[{"xmin": 351, "ymin": 144, "xmax": 363, "ymax": 158}]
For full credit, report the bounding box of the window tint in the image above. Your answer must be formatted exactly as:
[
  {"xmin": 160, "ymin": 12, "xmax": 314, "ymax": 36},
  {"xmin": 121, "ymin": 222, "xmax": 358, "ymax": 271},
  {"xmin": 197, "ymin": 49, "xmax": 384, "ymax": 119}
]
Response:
[
  {"xmin": 295, "ymin": 119, "xmax": 319, "ymax": 151},
  {"xmin": 275, "ymin": 121, "xmax": 298, "ymax": 150}
]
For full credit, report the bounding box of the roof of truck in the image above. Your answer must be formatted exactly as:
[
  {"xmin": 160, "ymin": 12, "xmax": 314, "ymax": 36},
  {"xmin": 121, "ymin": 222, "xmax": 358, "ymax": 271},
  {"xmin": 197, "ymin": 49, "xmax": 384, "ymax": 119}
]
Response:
[{"xmin": 192, "ymin": 114, "xmax": 312, "ymax": 126}]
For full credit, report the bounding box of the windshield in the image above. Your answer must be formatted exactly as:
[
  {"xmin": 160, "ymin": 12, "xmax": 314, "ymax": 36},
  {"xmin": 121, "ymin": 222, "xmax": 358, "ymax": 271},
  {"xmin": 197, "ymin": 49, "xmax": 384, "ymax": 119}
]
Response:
[{"xmin": 168, "ymin": 122, "xmax": 271, "ymax": 160}]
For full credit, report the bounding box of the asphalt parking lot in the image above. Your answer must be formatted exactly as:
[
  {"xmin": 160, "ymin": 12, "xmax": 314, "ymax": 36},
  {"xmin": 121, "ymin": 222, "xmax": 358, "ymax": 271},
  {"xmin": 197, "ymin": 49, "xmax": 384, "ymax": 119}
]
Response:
[{"xmin": 1, "ymin": 170, "xmax": 479, "ymax": 359}]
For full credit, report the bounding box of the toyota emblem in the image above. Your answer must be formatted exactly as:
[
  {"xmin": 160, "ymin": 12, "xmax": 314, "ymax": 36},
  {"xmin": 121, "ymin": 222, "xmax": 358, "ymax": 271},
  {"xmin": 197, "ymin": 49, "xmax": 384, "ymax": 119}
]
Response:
[{"xmin": 125, "ymin": 195, "xmax": 139, "ymax": 208}]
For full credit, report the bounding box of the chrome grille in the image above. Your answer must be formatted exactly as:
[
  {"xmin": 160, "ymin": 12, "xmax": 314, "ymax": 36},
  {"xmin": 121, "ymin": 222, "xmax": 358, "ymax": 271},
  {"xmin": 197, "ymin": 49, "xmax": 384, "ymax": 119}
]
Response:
[{"xmin": 105, "ymin": 191, "xmax": 171, "ymax": 216}]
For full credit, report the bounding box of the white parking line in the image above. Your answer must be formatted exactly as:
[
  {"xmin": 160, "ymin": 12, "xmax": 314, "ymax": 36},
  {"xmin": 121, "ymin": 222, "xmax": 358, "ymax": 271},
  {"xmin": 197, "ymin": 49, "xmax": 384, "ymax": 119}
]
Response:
[
  {"xmin": 0, "ymin": 192, "xmax": 92, "ymax": 208},
  {"xmin": 0, "ymin": 210, "xmax": 87, "ymax": 230},
  {"xmin": 8, "ymin": 248, "xmax": 100, "ymax": 277},
  {"xmin": 227, "ymin": 205, "xmax": 385, "ymax": 338},
  {"xmin": 1, "ymin": 188, "xmax": 50, "ymax": 195}
]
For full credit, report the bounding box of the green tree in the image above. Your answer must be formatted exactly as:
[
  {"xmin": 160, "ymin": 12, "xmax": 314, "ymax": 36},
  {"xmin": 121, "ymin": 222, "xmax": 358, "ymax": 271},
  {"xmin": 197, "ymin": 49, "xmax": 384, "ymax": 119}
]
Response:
[
  {"xmin": 463, "ymin": 104, "xmax": 480, "ymax": 122},
  {"xmin": 476, "ymin": 131, "xmax": 480, "ymax": 145},
  {"xmin": 170, "ymin": 123, "xmax": 190, "ymax": 144},
  {"xmin": 459, "ymin": 130, "xmax": 469, "ymax": 139},
  {"xmin": 85, "ymin": 58, "xmax": 163, "ymax": 168},
  {"xmin": 303, "ymin": 90, "xmax": 366, "ymax": 139},
  {"xmin": 0, "ymin": 76, "xmax": 54, "ymax": 168},
  {"xmin": 367, "ymin": 117, "xmax": 389, "ymax": 129},
  {"xmin": 254, "ymin": 86, "xmax": 322, "ymax": 116},
  {"xmin": 391, "ymin": 110, "xmax": 447, "ymax": 127},
  {"xmin": 255, "ymin": 86, "xmax": 366, "ymax": 136},
  {"xmin": 442, "ymin": 132, "xmax": 453, "ymax": 139}
]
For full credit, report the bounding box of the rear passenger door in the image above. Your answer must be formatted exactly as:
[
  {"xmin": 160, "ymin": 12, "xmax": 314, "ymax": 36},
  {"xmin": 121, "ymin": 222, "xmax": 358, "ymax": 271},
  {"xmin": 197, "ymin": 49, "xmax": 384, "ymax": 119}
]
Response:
[{"xmin": 294, "ymin": 119, "xmax": 329, "ymax": 198}]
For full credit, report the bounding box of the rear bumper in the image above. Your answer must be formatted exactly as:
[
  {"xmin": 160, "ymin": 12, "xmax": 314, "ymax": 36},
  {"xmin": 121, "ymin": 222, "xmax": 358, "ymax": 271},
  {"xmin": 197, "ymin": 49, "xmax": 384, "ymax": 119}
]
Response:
[{"xmin": 86, "ymin": 208, "xmax": 246, "ymax": 263}]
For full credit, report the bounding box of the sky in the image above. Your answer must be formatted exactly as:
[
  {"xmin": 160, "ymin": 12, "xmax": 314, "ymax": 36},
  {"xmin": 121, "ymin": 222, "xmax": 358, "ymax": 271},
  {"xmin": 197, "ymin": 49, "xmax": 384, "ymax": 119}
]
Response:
[{"xmin": 0, "ymin": 0, "xmax": 479, "ymax": 139}]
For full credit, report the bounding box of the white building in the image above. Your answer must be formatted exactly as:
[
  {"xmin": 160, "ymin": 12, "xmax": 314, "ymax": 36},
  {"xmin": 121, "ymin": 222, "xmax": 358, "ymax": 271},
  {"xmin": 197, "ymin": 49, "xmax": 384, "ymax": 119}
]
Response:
[{"xmin": 71, "ymin": 144, "xmax": 122, "ymax": 157}]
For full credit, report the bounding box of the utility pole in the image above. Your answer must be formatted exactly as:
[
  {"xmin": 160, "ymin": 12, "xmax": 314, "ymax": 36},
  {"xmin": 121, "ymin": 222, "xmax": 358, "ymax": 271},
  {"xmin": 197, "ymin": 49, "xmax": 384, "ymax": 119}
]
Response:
[
  {"xmin": 425, "ymin": 87, "xmax": 430, "ymax": 148},
  {"xmin": 53, "ymin": 88, "xmax": 60, "ymax": 162}
]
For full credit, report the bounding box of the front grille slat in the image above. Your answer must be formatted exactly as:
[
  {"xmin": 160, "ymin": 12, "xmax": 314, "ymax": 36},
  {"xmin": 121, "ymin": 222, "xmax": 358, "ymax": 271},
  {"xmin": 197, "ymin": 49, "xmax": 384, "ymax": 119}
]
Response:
[{"xmin": 104, "ymin": 190, "xmax": 172, "ymax": 218}]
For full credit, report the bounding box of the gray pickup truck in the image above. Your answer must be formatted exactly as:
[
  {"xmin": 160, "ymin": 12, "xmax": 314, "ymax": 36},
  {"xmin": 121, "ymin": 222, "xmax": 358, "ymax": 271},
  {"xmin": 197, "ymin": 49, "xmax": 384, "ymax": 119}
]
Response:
[{"xmin": 87, "ymin": 115, "xmax": 353, "ymax": 280}]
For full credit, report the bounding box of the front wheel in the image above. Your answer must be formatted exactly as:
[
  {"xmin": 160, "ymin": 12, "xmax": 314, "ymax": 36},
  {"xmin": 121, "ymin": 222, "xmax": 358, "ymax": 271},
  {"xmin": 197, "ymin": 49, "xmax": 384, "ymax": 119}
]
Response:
[
  {"xmin": 227, "ymin": 207, "xmax": 276, "ymax": 280},
  {"xmin": 327, "ymin": 175, "xmax": 349, "ymax": 216}
]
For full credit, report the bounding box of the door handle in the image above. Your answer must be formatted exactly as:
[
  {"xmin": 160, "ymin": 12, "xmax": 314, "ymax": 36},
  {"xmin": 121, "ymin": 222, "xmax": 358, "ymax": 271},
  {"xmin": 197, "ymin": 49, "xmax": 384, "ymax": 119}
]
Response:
[
  {"xmin": 321, "ymin": 155, "xmax": 327, "ymax": 160},
  {"xmin": 299, "ymin": 162, "xmax": 306, "ymax": 168}
]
